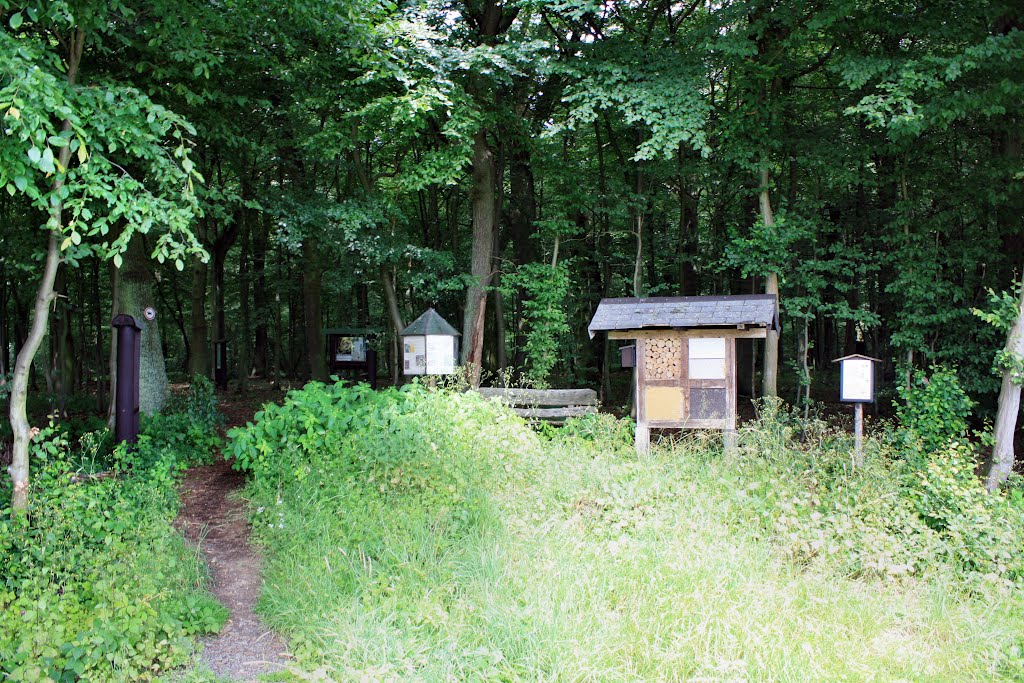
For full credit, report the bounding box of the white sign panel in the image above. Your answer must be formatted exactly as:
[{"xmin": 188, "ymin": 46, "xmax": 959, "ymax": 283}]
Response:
[
  {"xmin": 403, "ymin": 335, "xmax": 426, "ymax": 375},
  {"xmin": 425, "ymin": 335, "xmax": 455, "ymax": 375},
  {"xmin": 688, "ymin": 338, "xmax": 726, "ymax": 380},
  {"xmin": 840, "ymin": 358, "xmax": 873, "ymax": 402}
]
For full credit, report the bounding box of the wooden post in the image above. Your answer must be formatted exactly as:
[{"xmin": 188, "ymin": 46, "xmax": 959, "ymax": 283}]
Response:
[
  {"xmin": 635, "ymin": 420, "xmax": 650, "ymax": 453},
  {"xmin": 853, "ymin": 402, "xmax": 864, "ymax": 468},
  {"xmin": 725, "ymin": 337, "xmax": 738, "ymax": 456},
  {"xmin": 634, "ymin": 351, "xmax": 649, "ymax": 453}
]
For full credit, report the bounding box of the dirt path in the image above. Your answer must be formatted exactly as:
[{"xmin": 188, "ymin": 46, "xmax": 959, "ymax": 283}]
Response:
[
  {"xmin": 176, "ymin": 388, "xmax": 291, "ymax": 681},
  {"xmin": 177, "ymin": 461, "xmax": 289, "ymax": 681}
]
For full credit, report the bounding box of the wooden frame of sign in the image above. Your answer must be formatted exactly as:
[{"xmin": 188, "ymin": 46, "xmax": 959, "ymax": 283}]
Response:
[{"xmin": 610, "ymin": 327, "xmax": 765, "ymax": 452}]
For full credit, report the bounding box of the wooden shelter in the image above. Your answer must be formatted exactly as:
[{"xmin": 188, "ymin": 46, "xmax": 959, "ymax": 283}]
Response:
[{"xmin": 588, "ymin": 295, "xmax": 780, "ymax": 452}]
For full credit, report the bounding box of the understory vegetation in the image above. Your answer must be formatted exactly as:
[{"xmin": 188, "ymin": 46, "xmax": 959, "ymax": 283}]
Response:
[
  {"xmin": 0, "ymin": 379, "xmax": 227, "ymax": 682},
  {"xmin": 230, "ymin": 380, "xmax": 1024, "ymax": 681}
]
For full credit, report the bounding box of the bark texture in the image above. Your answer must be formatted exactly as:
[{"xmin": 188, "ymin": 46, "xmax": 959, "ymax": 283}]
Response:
[
  {"xmin": 985, "ymin": 279, "xmax": 1024, "ymax": 491},
  {"xmin": 461, "ymin": 130, "xmax": 497, "ymax": 386},
  {"xmin": 759, "ymin": 167, "xmax": 780, "ymax": 398},
  {"xmin": 113, "ymin": 237, "xmax": 170, "ymax": 416},
  {"xmin": 302, "ymin": 237, "xmax": 327, "ymax": 382}
]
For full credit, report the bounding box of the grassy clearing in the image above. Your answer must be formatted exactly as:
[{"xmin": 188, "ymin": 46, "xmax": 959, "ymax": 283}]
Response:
[{"xmin": 232, "ymin": 383, "xmax": 1024, "ymax": 681}]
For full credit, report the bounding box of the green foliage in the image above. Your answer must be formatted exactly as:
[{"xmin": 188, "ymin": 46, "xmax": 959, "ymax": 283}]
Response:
[
  {"xmin": 238, "ymin": 387, "xmax": 1024, "ymax": 679},
  {"xmin": 546, "ymin": 412, "xmax": 634, "ymax": 454},
  {"xmin": 0, "ymin": 405, "xmax": 226, "ymax": 681},
  {"xmin": 974, "ymin": 285, "xmax": 1024, "ymax": 384},
  {"xmin": 559, "ymin": 51, "xmax": 712, "ymax": 160},
  {"xmin": 136, "ymin": 376, "xmax": 225, "ymax": 466},
  {"xmin": 228, "ymin": 381, "xmax": 532, "ymax": 505},
  {"xmin": 732, "ymin": 400, "xmax": 1024, "ymax": 586},
  {"xmin": 0, "ymin": 23, "xmax": 204, "ymax": 266},
  {"xmin": 723, "ymin": 210, "xmax": 811, "ymax": 280},
  {"xmin": 895, "ymin": 367, "xmax": 975, "ymax": 455},
  {"xmin": 500, "ymin": 262, "xmax": 572, "ymax": 385}
]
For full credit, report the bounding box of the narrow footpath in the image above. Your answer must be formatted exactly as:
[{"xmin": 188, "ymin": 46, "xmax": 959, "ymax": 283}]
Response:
[{"xmin": 175, "ymin": 392, "xmax": 290, "ymax": 681}]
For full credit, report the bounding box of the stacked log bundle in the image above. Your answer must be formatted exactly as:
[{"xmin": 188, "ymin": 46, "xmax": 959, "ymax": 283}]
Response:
[{"xmin": 644, "ymin": 337, "xmax": 682, "ymax": 380}]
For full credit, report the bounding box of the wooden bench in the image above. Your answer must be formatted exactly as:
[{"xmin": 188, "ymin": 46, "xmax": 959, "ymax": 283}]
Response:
[{"xmin": 476, "ymin": 387, "xmax": 599, "ymax": 425}]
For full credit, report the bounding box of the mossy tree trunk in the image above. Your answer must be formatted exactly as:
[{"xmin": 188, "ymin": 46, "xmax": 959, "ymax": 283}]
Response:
[{"xmin": 109, "ymin": 236, "xmax": 170, "ymax": 417}]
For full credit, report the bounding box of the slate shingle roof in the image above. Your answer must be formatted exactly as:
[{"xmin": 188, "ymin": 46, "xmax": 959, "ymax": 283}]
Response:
[
  {"xmin": 401, "ymin": 308, "xmax": 461, "ymax": 337},
  {"xmin": 588, "ymin": 295, "xmax": 779, "ymax": 338}
]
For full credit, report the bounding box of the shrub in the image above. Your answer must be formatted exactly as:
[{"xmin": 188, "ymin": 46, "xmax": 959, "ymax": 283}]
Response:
[
  {"xmin": 733, "ymin": 402, "xmax": 1024, "ymax": 585},
  {"xmin": 229, "ymin": 381, "xmax": 537, "ymax": 512},
  {"xmin": 895, "ymin": 366, "xmax": 974, "ymax": 455},
  {"xmin": 547, "ymin": 412, "xmax": 635, "ymax": 454},
  {"xmin": 228, "ymin": 381, "xmax": 543, "ymax": 663},
  {"xmin": 0, "ymin": 403, "xmax": 227, "ymax": 681}
]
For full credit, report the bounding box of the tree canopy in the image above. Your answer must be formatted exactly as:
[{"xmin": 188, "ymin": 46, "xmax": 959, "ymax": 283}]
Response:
[{"xmin": 2, "ymin": 0, "xmax": 1023, "ymax": 498}]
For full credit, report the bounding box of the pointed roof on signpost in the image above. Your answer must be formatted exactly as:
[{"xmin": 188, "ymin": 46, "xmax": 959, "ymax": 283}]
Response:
[
  {"xmin": 831, "ymin": 354, "xmax": 882, "ymax": 364},
  {"xmin": 400, "ymin": 308, "xmax": 461, "ymax": 337}
]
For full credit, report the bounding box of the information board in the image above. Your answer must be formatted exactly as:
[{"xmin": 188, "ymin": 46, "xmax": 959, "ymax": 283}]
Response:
[
  {"xmin": 403, "ymin": 335, "xmax": 426, "ymax": 375},
  {"xmin": 840, "ymin": 357, "xmax": 874, "ymax": 402},
  {"xmin": 425, "ymin": 335, "xmax": 455, "ymax": 375}
]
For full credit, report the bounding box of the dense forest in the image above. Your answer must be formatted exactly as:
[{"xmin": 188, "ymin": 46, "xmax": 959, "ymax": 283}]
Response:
[
  {"xmin": 2, "ymin": 2, "xmax": 1024, "ymax": 474},
  {"xmin": 3, "ymin": 1, "xmax": 1024, "ymax": 680}
]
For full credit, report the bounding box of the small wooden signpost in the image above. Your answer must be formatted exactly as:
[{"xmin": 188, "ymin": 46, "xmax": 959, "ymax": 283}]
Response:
[{"xmin": 833, "ymin": 354, "xmax": 880, "ymax": 467}]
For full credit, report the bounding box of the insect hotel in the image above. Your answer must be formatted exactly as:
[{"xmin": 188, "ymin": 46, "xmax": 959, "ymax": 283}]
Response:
[{"xmin": 588, "ymin": 295, "xmax": 780, "ymax": 452}]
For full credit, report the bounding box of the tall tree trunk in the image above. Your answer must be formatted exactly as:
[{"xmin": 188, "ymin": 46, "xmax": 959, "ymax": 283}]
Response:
[
  {"xmin": 252, "ymin": 214, "xmax": 270, "ymax": 378},
  {"xmin": 153, "ymin": 260, "xmax": 190, "ymax": 372},
  {"xmin": 107, "ymin": 261, "xmax": 119, "ymax": 427},
  {"xmin": 678, "ymin": 177, "xmax": 699, "ymax": 295},
  {"xmin": 0, "ymin": 260, "xmax": 8, "ymax": 378},
  {"xmin": 985, "ymin": 277, "xmax": 1024, "ymax": 491},
  {"xmin": 237, "ymin": 217, "xmax": 251, "ymax": 393},
  {"xmin": 273, "ymin": 244, "xmax": 285, "ymax": 385},
  {"xmin": 9, "ymin": 231, "xmax": 62, "ymax": 512},
  {"xmin": 0, "ymin": 262, "xmax": 8, "ymax": 380},
  {"xmin": 494, "ymin": 273, "xmax": 507, "ymax": 378},
  {"xmin": 8, "ymin": 28, "xmax": 83, "ymax": 512},
  {"xmin": 212, "ymin": 230, "xmax": 230, "ymax": 387},
  {"xmin": 303, "ymin": 237, "xmax": 326, "ymax": 381},
  {"xmin": 760, "ymin": 167, "xmax": 780, "ymax": 398},
  {"xmin": 462, "ymin": 130, "xmax": 497, "ymax": 387},
  {"xmin": 189, "ymin": 233, "xmax": 210, "ymax": 378},
  {"xmin": 51, "ymin": 269, "xmax": 74, "ymax": 417},
  {"xmin": 92, "ymin": 257, "xmax": 105, "ymax": 412},
  {"xmin": 380, "ymin": 264, "xmax": 404, "ymax": 385}
]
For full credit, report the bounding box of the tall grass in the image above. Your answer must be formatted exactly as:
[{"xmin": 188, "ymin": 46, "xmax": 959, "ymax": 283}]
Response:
[{"xmin": 232, "ymin": 384, "xmax": 1024, "ymax": 681}]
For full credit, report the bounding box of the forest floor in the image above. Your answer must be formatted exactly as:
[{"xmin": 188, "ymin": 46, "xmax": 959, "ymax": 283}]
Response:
[{"xmin": 175, "ymin": 389, "xmax": 291, "ymax": 682}]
